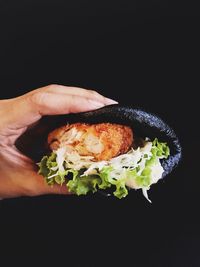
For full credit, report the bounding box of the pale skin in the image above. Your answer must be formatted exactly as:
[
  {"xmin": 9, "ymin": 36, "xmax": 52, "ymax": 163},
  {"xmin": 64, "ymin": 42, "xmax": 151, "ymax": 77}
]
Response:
[{"xmin": 0, "ymin": 84, "xmax": 117, "ymax": 199}]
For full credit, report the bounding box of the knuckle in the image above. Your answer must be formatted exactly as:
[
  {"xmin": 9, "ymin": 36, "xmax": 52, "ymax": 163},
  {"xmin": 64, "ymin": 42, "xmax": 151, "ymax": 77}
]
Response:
[
  {"xmin": 46, "ymin": 84, "xmax": 58, "ymax": 90},
  {"xmin": 45, "ymin": 84, "xmax": 64, "ymax": 92},
  {"xmin": 88, "ymin": 89, "xmax": 99, "ymax": 96},
  {"xmin": 30, "ymin": 91, "xmax": 48, "ymax": 106}
]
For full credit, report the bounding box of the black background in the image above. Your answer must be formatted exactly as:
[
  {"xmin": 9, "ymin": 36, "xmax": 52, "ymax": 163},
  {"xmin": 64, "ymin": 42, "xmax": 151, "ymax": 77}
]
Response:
[{"xmin": 0, "ymin": 1, "xmax": 199, "ymax": 266}]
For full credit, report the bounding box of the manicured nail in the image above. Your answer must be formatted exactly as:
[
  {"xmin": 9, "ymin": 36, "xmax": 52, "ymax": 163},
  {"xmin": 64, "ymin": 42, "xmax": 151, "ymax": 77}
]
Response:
[
  {"xmin": 104, "ymin": 98, "xmax": 118, "ymax": 105},
  {"xmin": 88, "ymin": 99, "xmax": 105, "ymax": 109}
]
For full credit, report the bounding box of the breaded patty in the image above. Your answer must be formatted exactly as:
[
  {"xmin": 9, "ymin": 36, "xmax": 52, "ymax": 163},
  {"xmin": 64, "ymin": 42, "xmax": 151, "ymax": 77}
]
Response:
[{"xmin": 48, "ymin": 123, "xmax": 133, "ymax": 161}]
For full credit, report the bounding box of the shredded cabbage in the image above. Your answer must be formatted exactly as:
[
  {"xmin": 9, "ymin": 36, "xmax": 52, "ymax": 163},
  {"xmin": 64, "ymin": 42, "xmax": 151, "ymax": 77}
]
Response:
[{"xmin": 38, "ymin": 138, "xmax": 170, "ymax": 201}]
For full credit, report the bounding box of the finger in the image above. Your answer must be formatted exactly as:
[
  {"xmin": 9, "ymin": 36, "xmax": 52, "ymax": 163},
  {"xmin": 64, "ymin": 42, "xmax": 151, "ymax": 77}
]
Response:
[
  {"xmin": 30, "ymin": 91, "xmax": 110, "ymax": 115},
  {"xmin": 3, "ymin": 90, "xmax": 117, "ymax": 129},
  {"xmin": 0, "ymin": 150, "xmax": 71, "ymax": 198},
  {"xmin": 27, "ymin": 171, "xmax": 72, "ymax": 196},
  {"xmin": 44, "ymin": 183, "xmax": 71, "ymax": 195},
  {"xmin": 29, "ymin": 173, "xmax": 71, "ymax": 196},
  {"xmin": 4, "ymin": 85, "xmax": 118, "ymax": 127},
  {"xmin": 26, "ymin": 91, "xmax": 111, "ymax": 124},
  {"xmin": 41, "ymin": 84, "xmax": 117, "ymax": 105}
]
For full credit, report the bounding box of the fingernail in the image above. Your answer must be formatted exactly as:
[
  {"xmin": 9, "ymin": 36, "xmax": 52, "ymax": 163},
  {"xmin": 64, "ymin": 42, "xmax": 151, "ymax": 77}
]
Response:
[
  {"xmin": 88, "ymin": 99, "xmax": 105, "ymax": 109},
  {"xmin": 104, "ymin": 98, "xmax": 118, "ymax": 105}
]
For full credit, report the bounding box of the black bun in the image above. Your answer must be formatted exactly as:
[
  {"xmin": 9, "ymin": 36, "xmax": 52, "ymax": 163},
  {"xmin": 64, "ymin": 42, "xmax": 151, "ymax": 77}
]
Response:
[{"xmin": 15, "ymin": 104, "xmax": 182, "ymax": 178}]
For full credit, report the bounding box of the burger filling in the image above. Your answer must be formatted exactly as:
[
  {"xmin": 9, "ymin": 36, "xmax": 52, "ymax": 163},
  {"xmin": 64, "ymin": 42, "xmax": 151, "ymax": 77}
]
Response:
[{"xmin": 38, "ymin": 123, "xmax": 170, "ymax": 201}]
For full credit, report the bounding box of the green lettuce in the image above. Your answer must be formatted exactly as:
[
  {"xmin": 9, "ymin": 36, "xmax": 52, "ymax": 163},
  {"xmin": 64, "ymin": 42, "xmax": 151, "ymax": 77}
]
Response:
[
  {"xmin": 151, "ymin": 138, "xmax": 170, "ymax": 158},
  {"xmin": 99, "ymin": 166, "xmax": 128, "ymax": 199},
  {"xmin": 67, "ymin": 174, "xmax": 101, "ymax": 195},
  {"xmin": 38, "ymin": 138, "xmax": 170, "ymax": 199}
]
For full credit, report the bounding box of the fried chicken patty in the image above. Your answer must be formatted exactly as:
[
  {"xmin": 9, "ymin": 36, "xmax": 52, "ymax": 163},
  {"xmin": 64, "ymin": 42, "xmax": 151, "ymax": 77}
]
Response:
[{"xmin": 48, "ymin": 123, "xmax": 133, "ymax": 161}]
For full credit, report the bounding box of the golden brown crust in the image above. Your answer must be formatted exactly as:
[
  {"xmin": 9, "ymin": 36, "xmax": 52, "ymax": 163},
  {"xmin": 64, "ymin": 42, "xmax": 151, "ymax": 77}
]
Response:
[{"xmin": 48, "ymin": 123, "xmax": 133, "ymax": 161}]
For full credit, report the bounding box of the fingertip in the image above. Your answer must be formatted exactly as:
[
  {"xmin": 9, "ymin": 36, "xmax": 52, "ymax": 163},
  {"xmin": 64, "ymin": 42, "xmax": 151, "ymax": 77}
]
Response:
[
  {"xmin": 49, "ymin": 184, "xmax": 72, "ymax": 195},
  {"xmin": 87, "ymin": 99, "xmax": 106, "ymax": 109},
  {"xmin": 104, "ymin": 97, "xmax": 118, "ymax": 105}
]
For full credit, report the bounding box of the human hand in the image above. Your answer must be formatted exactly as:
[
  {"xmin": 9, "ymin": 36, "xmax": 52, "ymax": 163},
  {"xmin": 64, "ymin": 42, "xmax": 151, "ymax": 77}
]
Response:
[{"xmin": 0, "ymin": 84, "xmax": 117, "ymax": 199}]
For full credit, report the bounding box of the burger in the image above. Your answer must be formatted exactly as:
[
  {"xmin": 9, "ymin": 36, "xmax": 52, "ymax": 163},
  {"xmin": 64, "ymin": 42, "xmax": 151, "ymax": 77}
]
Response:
[{"xmin": 36, "ymin": 105, "xmax": 181, "ymax": 201}]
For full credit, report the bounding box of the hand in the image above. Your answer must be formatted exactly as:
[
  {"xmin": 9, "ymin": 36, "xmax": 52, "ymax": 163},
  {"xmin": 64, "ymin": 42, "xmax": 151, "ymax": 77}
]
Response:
[{"xmin": 0, "ymin": 84, "xmax": 117, "ymax": 199}]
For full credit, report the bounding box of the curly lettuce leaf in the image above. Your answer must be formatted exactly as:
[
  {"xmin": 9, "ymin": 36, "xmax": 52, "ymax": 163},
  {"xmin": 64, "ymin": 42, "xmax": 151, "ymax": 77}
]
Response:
[
  {"xmin": 135, "ymin": 167, "xmax": 152, "ymax": 187},
  {"xmin": 67, "ymin": 174, "xmax": 101, "ymax": 195},
  {"xmin": 67, "ymin": 167, "xmax": 128, "ymax": 198},
  {"xmin": 151, "ymin": 138, "xmax": 170, "ymax": 158},
  {"xmin": 98, "ymin": 166, "xmax": 128, "ymax": 199},
  {"xmin": 38, "ymin": 156, "xmax": 49, "ymax": 177},
  {"xmin": 38, "ymin": 138, "xmax": 170, "ymax": 200},
  {"xmin": 38, "ymin": 153, "xmax": 58, "ymax": 185},
  {"xmin": 38, "ymin": 153, "xmax": 57, "ymax": 176}
]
